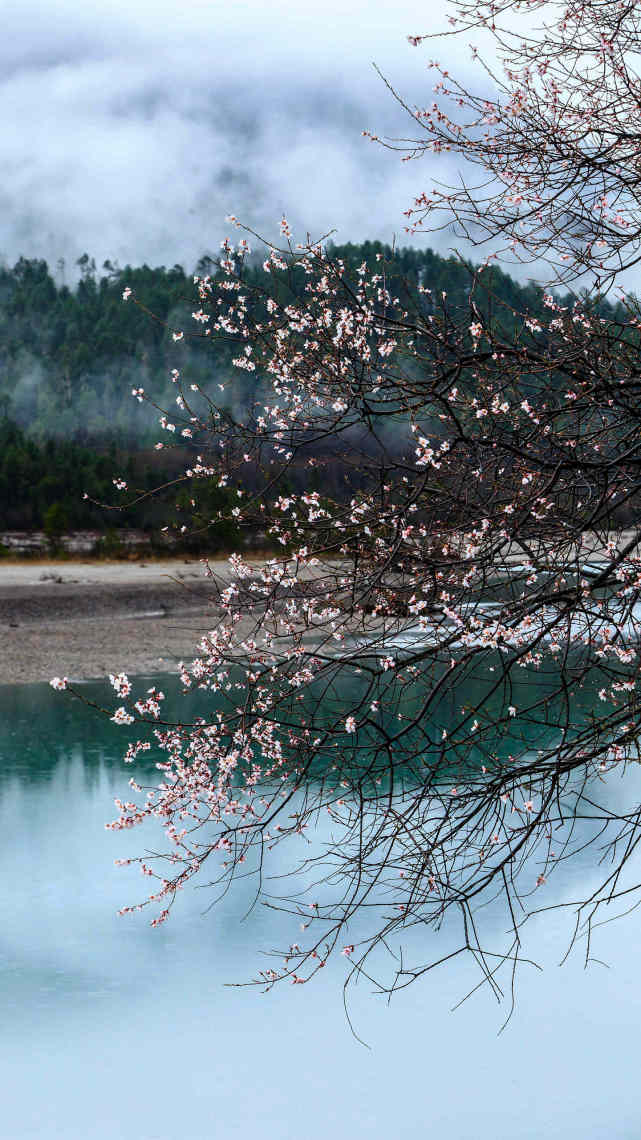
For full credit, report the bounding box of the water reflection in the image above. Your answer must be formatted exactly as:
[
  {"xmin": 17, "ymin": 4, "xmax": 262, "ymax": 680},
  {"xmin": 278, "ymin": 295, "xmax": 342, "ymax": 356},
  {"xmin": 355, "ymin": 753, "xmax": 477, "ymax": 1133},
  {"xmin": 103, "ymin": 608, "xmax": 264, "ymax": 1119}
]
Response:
[
  {"xmin": 0, "ymin": 648, "xmax": 608, "ymax": 789},
  {"xmin": 1, "ymin": 677, "xmax": 641, "ymax": 1139}
]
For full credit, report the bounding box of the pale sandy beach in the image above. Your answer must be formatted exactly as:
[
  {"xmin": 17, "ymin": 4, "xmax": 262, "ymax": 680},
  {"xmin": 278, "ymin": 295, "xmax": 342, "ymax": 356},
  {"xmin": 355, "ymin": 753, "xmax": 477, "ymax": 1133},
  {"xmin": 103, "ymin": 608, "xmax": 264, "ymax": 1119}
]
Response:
[
  {"xmin": 0, "ymin": 559, "xmax": 228, "ymax": 685},
  {"xmin": 1, "ymin": 532, "xmax": 637, "ymax": 686}
]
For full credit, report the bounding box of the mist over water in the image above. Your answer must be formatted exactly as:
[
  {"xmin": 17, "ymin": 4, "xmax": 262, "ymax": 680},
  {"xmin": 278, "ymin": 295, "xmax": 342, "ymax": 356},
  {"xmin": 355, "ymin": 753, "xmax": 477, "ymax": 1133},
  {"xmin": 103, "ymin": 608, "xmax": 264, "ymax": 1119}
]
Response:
[{"xmin": 2, "ymin": 676, "xmax": 641, "ymax": 1139}]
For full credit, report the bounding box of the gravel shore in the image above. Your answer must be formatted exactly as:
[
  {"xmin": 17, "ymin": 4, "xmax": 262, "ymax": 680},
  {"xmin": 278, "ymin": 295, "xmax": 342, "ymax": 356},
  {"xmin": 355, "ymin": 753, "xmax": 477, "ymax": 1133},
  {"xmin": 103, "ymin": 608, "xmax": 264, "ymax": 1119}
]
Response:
[
  {"xmin": 3, "ymin": 532, "xmax": 637, "ymax": 686},
  {"xmin": 0, "ymin": 559, "xmax": 226, "ymax": 685}
]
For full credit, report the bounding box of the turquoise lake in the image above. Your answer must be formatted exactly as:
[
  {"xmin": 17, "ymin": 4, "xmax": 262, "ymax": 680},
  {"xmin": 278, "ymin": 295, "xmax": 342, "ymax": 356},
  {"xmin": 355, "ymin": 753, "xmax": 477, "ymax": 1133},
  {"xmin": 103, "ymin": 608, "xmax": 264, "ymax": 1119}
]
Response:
[{"xmin": 1, "ymin": 676, "xmax": 640, "ymax": 1139}]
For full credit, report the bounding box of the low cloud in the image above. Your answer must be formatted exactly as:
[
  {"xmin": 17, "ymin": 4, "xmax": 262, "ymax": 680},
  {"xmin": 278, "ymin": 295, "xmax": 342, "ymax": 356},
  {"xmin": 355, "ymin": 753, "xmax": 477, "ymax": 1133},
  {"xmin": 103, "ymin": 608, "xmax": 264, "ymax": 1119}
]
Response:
[{"xmin": 0, "ymin": 0, "xmax": 471, "ymax": 274}]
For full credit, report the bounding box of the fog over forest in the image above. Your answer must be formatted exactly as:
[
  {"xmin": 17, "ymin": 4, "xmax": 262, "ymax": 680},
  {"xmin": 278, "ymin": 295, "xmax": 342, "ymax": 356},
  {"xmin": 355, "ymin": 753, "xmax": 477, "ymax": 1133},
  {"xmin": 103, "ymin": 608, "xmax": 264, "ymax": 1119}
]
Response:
[
  {"xmin": 2, "ymin": 0, "xmax": 629, "ymax": 546},
  {"xmin": 0, "ymin": 0, "xmax": 462, "ymax": 273},
  {"xmin": 0, "ymin": 241, "xmax": 625, "ymax": 544}
]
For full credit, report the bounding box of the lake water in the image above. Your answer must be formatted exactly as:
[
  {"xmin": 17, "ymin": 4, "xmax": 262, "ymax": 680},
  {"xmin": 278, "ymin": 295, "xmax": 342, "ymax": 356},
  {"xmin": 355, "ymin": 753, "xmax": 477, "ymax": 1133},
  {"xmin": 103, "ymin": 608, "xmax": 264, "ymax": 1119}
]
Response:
[{"xmin": 2, "ymin": 677, "xmax": 641, "ymax": 1139}]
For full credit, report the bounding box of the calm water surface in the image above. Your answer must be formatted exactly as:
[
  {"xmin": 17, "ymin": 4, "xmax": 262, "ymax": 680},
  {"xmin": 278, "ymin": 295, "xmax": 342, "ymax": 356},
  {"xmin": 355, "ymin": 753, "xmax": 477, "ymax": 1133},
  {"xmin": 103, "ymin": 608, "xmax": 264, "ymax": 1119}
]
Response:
[{"xmin": 1, "ymin": 677, "xmax": 640, "ymax": 1139}]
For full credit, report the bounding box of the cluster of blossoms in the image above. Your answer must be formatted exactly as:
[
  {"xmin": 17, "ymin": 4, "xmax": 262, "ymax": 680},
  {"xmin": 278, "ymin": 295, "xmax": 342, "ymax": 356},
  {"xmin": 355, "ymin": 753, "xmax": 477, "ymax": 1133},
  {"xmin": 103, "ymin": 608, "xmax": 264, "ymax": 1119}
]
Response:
[
  {"xmin": 91, "ymin": 199, "xmax": 641, "ymax": 993},
  {"xmin": 398, "ymin": 0, "xmax": 641, "ymax": 293},
  {"xmin": 55, "ymin": 0, "xmax": 641, "ymax": 998}
]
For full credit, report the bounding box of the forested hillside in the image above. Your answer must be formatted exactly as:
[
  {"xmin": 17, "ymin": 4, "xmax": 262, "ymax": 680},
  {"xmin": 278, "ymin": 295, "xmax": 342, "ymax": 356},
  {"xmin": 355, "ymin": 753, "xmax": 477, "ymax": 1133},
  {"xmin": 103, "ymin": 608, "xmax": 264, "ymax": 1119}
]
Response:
[{"xmin": 0, "ymin": 242, "xmax": 618, "ymax": 536}]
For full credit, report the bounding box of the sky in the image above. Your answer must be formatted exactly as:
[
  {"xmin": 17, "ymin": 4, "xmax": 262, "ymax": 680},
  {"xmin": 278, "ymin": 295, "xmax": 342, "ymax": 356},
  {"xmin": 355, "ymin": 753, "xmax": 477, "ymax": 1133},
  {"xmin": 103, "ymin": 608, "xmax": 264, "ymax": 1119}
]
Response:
[{"xmin": 0, "ymin": 0, "xmax": 469, "ymax": 276}]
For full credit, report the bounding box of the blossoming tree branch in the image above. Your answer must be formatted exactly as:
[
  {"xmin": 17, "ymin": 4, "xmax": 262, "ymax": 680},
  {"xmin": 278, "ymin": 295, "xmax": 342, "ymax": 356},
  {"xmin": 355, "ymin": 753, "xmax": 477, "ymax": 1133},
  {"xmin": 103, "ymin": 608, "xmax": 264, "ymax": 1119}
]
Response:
[{"xmin": 55, "ymin": 0, "xmax": 641, "ymax": 1000}]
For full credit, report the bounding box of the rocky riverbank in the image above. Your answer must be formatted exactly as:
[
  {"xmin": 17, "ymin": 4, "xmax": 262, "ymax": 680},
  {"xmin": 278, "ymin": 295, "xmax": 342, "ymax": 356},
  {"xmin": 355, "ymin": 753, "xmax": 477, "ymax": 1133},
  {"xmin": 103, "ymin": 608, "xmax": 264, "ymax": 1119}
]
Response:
[{"xmin": 0, "ymin": 559, "xmax": 225, "ymax": 684}]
